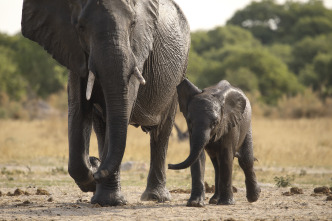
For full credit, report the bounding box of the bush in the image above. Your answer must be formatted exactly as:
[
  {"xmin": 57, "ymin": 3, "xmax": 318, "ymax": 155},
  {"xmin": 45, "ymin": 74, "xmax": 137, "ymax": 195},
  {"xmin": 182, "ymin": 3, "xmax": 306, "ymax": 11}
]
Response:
[
  {"xmin": 274, "ymin": 175, "xmax": 294, "ymax": 188},
  {"xmin": 276, "ymin": 88, "xmax": 332, "ymax": 118}
]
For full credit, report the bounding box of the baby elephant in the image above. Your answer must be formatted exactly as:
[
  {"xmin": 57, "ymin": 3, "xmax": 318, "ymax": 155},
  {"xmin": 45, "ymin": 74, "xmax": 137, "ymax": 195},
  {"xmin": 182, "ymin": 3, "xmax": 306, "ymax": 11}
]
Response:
[{"xmin": 169, "ymin": 79, "xmax": 260, "ymax": 207}]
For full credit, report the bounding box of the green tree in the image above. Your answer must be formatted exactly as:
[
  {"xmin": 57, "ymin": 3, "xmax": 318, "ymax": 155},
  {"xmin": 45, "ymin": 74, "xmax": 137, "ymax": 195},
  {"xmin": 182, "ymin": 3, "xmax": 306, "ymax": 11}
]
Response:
[
  {"xmin": 291, "ymin": 34, "xmax": 332, "ymax": 74},
  {"xmin": 0, "ymin": 46, "xmax": 26, "ymax": 100},
  {"xmin": 15, "ymin": 36, "xmax": 68, "ymax": 98},
  {"xmin": 227, "ymin": 0, "xmax": 332, "ymax": 44},
  {"xmin": 0, "ymin": 33, "xmax": 67, "ymax": 99}
]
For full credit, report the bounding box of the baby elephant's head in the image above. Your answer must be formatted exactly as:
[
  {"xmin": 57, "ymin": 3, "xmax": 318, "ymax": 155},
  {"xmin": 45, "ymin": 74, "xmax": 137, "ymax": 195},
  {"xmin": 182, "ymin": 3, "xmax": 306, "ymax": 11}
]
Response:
[{"xmin": 168, "ymin": 79, "xmax": 247, "ymax": 170}]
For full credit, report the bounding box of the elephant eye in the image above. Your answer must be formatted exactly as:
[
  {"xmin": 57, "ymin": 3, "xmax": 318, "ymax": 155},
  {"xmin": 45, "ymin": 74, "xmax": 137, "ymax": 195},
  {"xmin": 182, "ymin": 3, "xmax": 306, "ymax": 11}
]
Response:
[
  {"xmin": 130, "ymin": 18, "xmax": 137, "ymax": 29},
  {"xmin": 76, "ymin": 23, "xmax": 85, "ymax": 33}
]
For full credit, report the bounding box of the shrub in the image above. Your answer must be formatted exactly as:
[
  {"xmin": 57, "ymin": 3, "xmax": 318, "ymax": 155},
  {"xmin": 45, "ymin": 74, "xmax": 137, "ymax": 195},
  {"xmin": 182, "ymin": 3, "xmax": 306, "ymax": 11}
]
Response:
[{"xmin": 276, "ymin": 88, "xmax": 332, "ymax": 118}]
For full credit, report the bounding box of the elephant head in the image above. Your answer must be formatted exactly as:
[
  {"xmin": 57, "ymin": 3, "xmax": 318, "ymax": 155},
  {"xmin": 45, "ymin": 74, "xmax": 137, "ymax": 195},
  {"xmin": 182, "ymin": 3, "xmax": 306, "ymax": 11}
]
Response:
[
  {"xmin": 21, "ymin": 0, "xmax": 159, "ymax": 180},
  {"xmin": 168, "ymin": 79, "xmax": 246, "ymax": 170}
]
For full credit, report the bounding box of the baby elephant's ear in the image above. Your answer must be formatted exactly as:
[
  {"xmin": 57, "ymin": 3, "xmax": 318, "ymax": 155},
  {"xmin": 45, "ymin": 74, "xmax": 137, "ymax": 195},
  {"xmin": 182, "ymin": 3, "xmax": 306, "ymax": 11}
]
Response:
[
  {"xmin": 177, "ymin": 79, "xmax": 202, "ymax": 115},
  {"xmin": 221, "ymin": 90, "xmax": 247, "ymax": 135}
]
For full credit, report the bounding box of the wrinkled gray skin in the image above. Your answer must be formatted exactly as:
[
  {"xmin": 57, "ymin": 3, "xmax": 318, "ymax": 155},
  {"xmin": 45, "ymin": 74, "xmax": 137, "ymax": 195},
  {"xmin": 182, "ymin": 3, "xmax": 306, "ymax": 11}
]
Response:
[
  {"xmin": 169, "ymin": 79, "xmax": 260, "ymax": 207},
  {"xmin": 21, "ymin": 0, "xmax": 190, "ymax": 206}
]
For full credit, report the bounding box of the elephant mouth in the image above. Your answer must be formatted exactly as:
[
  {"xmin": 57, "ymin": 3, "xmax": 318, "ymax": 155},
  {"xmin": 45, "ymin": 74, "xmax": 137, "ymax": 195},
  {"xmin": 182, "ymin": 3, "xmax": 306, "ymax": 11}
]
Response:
[{"xmin": 85, "ymin": 66, "xmax": 146, "ymax": 101}]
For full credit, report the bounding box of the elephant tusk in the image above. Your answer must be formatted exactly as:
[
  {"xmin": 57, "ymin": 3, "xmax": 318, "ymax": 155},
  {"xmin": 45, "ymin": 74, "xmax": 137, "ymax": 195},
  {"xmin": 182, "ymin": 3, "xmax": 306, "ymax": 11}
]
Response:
[
  {"xmin": 86, "ymin": 71, "xmax": 95, "ymax": 100},
  {"xmin": 133, "ymin": 67, "xmax": 146, "ymax": 85}
]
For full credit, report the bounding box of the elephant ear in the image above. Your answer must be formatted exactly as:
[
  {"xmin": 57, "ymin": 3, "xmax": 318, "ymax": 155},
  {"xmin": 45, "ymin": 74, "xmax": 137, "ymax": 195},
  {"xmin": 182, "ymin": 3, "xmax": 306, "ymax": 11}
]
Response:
[
  {"xmin": 220, "ymin": 89, "xmax": 247, "ymax": 135},
  {"xmin": 21, "ymin": 0, "xmax": 87, "ymax": 77},
  {"xmin": 131, "ymin": 0, "xmax": 159, "ymax": 68},
  {"xmin": 177, "ymin": 78, "xmax": 202, "ymax": 116}
]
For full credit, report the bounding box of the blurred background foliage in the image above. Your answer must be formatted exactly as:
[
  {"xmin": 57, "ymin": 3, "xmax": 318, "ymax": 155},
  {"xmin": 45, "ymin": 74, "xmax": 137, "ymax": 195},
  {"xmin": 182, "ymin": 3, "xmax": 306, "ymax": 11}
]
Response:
[{"xmin": 0, "ymin": 0, "xmax": 332, "ymax": 119}]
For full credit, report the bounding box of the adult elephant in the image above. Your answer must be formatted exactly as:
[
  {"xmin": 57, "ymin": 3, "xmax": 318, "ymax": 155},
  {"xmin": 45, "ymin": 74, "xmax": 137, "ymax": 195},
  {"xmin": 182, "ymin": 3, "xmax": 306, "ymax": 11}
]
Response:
[{"xmin": 21, "ymin": 0, "xmax": 190, "ymax": 206}]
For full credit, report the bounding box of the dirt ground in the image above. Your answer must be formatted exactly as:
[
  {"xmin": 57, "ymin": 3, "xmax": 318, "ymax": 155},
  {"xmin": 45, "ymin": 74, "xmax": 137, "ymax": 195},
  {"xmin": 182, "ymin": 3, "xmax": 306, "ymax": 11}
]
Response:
[{"xmin": 1, "ymin": 183, "xmax": 332, "ymax": 221}]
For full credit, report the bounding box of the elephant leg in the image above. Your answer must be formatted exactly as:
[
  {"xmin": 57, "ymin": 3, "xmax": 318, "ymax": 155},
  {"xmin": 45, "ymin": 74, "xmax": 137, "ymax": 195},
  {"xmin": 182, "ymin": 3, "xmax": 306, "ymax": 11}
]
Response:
[
  {"xmin": 140, "ymin": 98, "xmax": 177, "ymax": 202},
  {"xmin": 187, "ymin": 150, "xmax": 206, "ymax": 207},
  {"xmin": 209, "ymin": 155, "xmax": 220, "ymax": 204},
  {"xmin": 217, "ymin": 145, "xmax": 235, "ymax": 205},
  {"xmin": 67, "ymin": 71, "xmax": 99, "ymax": 192},
  {"xmin": 91, "ymin": 108, "xmax": 127, "ymax": 206},
  {"xmin": 92, "ymin": 105, "xmax": 106, "ymax": 159},
  {"xmin": 238, "ymin": 129, "xmax": 261, "ymax": 202},
  {"xmin": 91, "ymin": 170, "xmax": 127, "ymax": 206}
]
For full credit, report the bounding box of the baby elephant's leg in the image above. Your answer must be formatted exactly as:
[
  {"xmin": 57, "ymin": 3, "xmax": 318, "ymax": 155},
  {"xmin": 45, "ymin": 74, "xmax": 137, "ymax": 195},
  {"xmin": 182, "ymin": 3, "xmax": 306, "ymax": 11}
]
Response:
[
  {"xmin": 238, "ymin": 130, "xmax": 261, "ymax": 202},
  {"xmin": 208, "ymin": 155, "xmax": 219, "ymax": 204},
  {"xmin": 187, "ymin": 151, "xmax": 206, "ymax": 207},
  {"xmin": 217, "ymin": 146, "xmax": 235, "ymax": 205}
]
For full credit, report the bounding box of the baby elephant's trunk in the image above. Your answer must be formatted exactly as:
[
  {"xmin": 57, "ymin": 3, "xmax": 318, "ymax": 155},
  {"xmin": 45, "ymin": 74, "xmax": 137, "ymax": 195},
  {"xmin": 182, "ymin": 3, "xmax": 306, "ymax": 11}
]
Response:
[{"xmin": 168, "ymin": 128, "xmax": 210, "ymax": 170}]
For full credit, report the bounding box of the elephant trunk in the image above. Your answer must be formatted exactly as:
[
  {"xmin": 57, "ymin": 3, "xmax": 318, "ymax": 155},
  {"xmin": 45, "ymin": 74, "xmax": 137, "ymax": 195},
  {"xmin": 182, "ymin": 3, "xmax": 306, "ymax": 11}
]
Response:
[
  {"xmin": 168, "ymin": 128, "xmax": 211, "ymax": 170},
  {"xmin": 89, "ymin": 44, "xmax": 135, "ymax": 182}
]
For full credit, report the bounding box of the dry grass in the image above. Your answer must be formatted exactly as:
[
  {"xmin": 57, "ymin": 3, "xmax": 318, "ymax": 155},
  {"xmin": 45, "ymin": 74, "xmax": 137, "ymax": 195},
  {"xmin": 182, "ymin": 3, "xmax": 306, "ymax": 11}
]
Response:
[
  {"xmin": 252, "ymin": 117, "xmax": 332, "ymax": 167},
  {"xmin": 0, "ymin": 115, "xmax": 331, "ymax": 187}
]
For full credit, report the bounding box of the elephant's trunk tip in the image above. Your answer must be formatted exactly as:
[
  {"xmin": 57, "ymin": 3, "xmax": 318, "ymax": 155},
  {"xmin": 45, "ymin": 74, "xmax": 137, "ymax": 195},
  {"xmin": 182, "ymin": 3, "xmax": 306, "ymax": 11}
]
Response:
[
  {"xmin": 168, "ymin": 163, "xmax": 189, "ymax": 170},
  {"xmin": 168, "ymin": 164, "xmax": 178, "ymax": 170}
]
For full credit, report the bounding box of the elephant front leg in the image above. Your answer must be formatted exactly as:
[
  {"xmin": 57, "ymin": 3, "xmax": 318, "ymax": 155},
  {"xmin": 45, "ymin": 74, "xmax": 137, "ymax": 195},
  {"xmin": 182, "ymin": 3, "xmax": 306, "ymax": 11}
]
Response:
[
  {"xmin": 208, "ymin": 155, "xmax": 220, "ymax": 204},
  {"xmin": 187, "ymin": 151, "xmax": 206, "ymax": 207},
  {"xmin": 217, "ymin": 145, "xmax": 235, "ymax": 205},
  {"xmin": 91, "ymin": 170, "xmax": 127, "ymax": 206},
  {"xmin": 67, "ymin": 72, "xmax": 99, "ymax": 192}
]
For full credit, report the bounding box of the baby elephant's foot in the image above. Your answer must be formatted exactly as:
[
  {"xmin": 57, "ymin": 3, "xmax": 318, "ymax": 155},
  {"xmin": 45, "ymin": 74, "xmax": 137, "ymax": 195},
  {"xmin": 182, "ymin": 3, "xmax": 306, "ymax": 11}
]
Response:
[
  {"xmin": 209, "ymin": 194, "xmax": 219, "ymax": 204},
  {"xmin": 187, "ymin": 195, "xmax": 205, "ymax": 207},
  {"xmin": 141, "ymin": 186, "xmax": 171, "ymax": 202},
  {"xmin": 246, "ymin": 182, "xmax": 261, "ymax": 202}
]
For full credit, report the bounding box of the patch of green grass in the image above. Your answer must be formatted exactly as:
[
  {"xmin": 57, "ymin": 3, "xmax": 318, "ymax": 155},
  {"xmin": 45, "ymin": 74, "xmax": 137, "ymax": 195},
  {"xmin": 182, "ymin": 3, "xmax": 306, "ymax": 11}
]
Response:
[{"xmin": 274, "ymin": 175, "xmax": 295, "ymax": 187}]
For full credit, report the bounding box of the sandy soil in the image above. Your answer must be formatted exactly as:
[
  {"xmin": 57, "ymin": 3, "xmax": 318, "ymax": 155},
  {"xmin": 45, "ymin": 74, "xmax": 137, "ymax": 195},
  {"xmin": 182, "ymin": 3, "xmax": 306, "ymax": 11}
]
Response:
[{"xmin": 1, "ymin": 184, "xmax": 331, "ymax": 221}]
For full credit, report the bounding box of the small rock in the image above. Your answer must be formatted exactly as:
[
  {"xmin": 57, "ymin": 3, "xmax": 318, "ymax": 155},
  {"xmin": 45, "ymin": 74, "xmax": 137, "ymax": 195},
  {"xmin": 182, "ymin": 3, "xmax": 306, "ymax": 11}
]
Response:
[
  {"xmin": 36, "ymin": 188, "xmax": 50, "ymax": 196},
  {"xmin": 0, "ymin": 191, "xmax": 2, "ymax": 197},
  {"xmin": 14, "ymin": 189, "xmax": 25, "ymax": 196},
  {"xmin": 282, "ymin": 192, "xmax": 293, "ymax": 196},
  {"xmin": 314, "ymin": 186, "xmax": 330, "ymax": 194},
  {"xmin": 15, "ymin": 200, "xmax": 31, "ymax": 207},
  {"xmin": 47, "ymin": 197, "xmax": 53, "ymax": 202},
  {"xmin": 290, "ymin": 187, "xmax": 303, "ymax": 194},
  {"xmin": 326, "ymin": 195, "xmax": 332, "ymax": 201}
]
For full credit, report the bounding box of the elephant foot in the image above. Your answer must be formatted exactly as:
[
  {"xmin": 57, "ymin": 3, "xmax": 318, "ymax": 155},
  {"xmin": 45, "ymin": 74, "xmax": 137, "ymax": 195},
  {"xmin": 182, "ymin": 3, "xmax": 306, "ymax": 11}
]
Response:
[
  {"xmin": 209, "ymin": 194, "xmax": 219, "ymax": 204},
  {"xmin": 217, "ymin": 198, "xmax": 235, "ymax": 205},
  {"xmin": 141, "ymin": 186, "xmax": 171, "ymax": 202},
  {"xmin": 91, "ymin": 183, "xmax": 127, "ymax": 207},
  {"xmin": 187, "ymin": 195, "xmax": 205, "ymax": 207},
  {"xmin": 246, "ymin": 181, "xmax": 261, "ymax": 202},
  {"xmin": 75, "ymin": 156, "xmax": 101, "ymax": 192}
]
